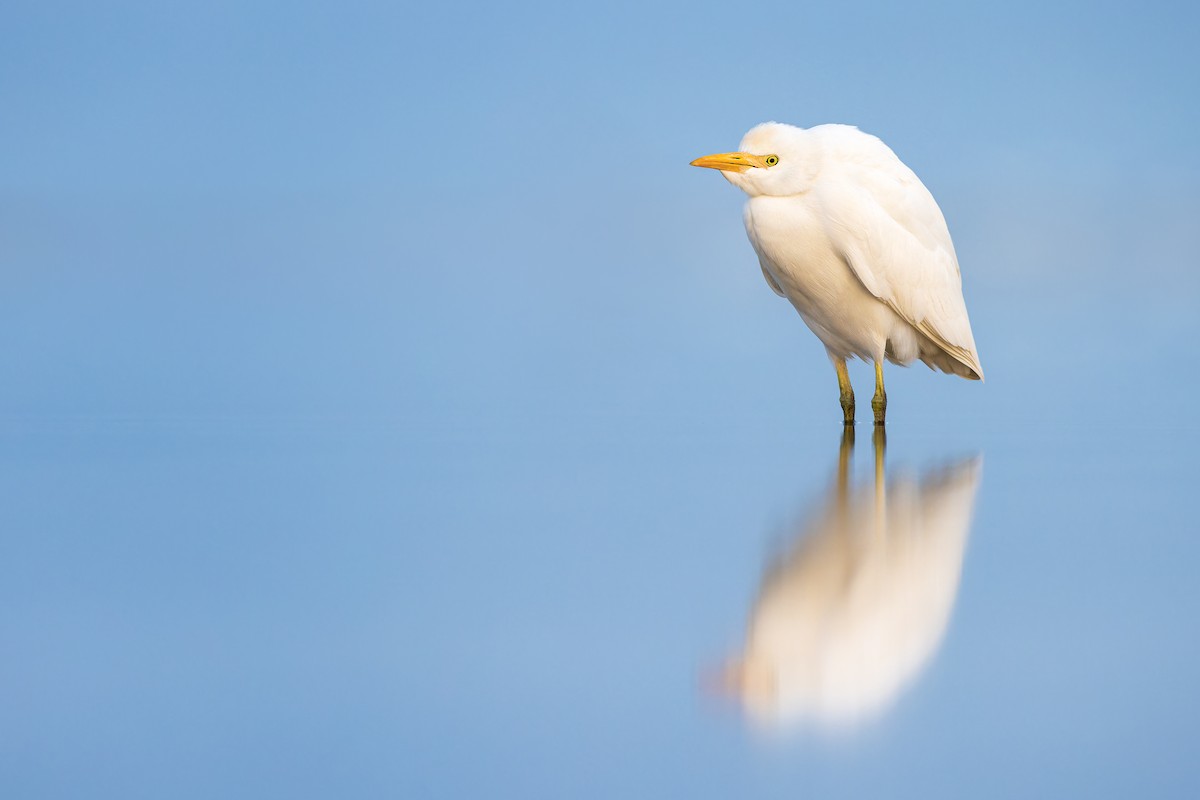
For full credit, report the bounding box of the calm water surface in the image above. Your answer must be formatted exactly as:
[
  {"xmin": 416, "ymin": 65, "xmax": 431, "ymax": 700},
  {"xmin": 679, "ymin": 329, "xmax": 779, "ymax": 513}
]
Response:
[{"xmin": 2, "ymin": 377, "xmax": 1196, "ymax": 797}]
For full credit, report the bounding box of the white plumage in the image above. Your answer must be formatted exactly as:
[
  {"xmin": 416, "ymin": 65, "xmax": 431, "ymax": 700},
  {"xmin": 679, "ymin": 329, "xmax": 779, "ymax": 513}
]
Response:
[{"xmin": 692, "ymin": 123, "xmax": 983, "ymax": 422}]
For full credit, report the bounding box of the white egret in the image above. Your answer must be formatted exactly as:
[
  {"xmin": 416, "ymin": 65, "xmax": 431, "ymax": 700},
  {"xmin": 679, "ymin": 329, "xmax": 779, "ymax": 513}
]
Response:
[{"xmin": 691, "ymin": 123, "xmax": 983, "ymax": 425}]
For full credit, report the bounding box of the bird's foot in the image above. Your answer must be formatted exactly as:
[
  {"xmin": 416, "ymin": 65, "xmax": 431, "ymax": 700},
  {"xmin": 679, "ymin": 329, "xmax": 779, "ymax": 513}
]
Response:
[
  {"xmin": 871, "ymin": 392, "xmax": 886, "ymax": 426},
  {"xmin": 839, "ymin": 392, "xmax": 855, "ymax": 426}
]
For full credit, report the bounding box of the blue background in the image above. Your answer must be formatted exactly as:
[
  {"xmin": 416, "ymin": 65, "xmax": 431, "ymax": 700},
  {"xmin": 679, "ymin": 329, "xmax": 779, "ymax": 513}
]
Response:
[{"xmin": 2, "ymin": 1, "xmax": 1198, "ymax": 796}]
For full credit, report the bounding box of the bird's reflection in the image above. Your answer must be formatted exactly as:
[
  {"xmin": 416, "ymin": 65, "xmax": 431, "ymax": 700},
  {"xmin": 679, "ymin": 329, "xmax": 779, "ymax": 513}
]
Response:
[{"xmin": 722, "ymin": 429, "xmax": 981, "ymax": 728}]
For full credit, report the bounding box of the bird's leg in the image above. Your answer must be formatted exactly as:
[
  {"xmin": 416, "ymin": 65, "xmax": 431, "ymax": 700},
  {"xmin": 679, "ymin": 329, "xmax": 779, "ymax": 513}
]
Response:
[
  {"xmin": 834, "ymin": 358, "xmax": 855, "ymax": 426},
  {"xmin": 872, "ymin": 361, "xmax": 887, "ymax": 426}
]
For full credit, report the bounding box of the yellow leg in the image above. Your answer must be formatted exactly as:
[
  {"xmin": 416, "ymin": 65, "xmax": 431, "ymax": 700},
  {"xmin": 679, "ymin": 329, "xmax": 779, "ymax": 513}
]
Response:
[
  {"xmin": 835, "ymin": 358, "xmax": 854, "ymax": 426},
  {"xmin": 872, "ymin": 361, "xmax": 887, "ymax": 426}
]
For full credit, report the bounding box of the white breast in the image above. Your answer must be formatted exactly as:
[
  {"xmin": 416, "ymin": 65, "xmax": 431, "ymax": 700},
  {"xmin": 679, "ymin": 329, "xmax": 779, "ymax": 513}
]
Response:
[{"xmin": 744, "ymin": 196, "xmax": 919, "ymax": 365}]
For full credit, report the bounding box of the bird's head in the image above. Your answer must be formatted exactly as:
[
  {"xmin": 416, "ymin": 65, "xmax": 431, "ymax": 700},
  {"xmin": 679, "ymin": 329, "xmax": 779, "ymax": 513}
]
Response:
[{"xmin": 691, "ymin": 122, "xmax": 818, "ymax": 197}]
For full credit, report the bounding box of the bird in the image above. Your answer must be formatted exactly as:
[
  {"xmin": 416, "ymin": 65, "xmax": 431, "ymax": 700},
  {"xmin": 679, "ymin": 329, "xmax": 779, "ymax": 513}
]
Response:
[
  {"xmin": 691, "ymin": 122, "xmax": 983, "ymax": 426},
  {"xmin": 718, "ymin": 430, "xmax": 981, "ymax": 727}
]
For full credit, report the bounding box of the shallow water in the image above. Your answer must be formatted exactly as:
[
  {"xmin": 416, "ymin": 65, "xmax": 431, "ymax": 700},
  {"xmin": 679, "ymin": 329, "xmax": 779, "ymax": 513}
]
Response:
[{"xmin": 2, "ymin": 358, "xmax": 1197, "ymax": 797}]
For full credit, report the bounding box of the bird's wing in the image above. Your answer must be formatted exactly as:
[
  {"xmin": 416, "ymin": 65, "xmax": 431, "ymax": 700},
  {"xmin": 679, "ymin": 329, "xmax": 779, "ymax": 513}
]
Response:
[{"xmin": 813, "ymin": 134, "xmax": 983, "ymax": 379}]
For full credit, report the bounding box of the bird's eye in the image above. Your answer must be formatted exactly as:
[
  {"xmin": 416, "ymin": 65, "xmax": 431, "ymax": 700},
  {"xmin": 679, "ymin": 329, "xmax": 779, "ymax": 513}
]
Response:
[{"xmin": 764, "ymin": 154, "xmax": 779, "ymax": 167}]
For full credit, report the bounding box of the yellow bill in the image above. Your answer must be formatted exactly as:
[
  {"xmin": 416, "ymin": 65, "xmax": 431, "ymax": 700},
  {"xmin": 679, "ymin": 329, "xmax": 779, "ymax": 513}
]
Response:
[{"xmin": 689, "ymin": 151, "xmax": 769, "ymax": 173}]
